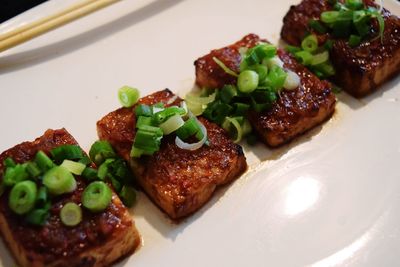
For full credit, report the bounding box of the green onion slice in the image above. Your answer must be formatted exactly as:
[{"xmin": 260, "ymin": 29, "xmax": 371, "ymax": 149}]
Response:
[
  {"xmin": 222, "ymin": 117, "xmax": 243, "ymax": 143},
  {"xmin": 301, "ymin": 34, "xmax": 319, "ymax": 53},
  {"xmin": 35, "ymin": 151, "xmax": 54, "ymax": 172},
  {"xmin": 159, "ymin": 114, "xmax": 185, "ymax": 135},
  {"xmin": 176, "ymin": 117, "xmax": 201, "ymax": 140},
  {"xmin": 82, "ymin": 181, "xmax": 112, "ymax": 212},
  {"xmin": 212, "ymin": 57, "xmax": 238, "ymax": 77},
  {"xmin": 237, "ymin": 70, "xmax": 259, "ymax": 93},
  {"xmin": 4, "ymin": 157, "xmax": 16, "ymax": 168},
  {"xmin": 175, "ymin": 118, "xmax": 208, "ymax": 151},
  {"xmin": 119, "ymin": 186, "xmax": 136, "ymax": 208},
  {"xmin": 118, "ymin": 86, "xmax": 140, "ymax": 108},
  {"xmin": 89, "ymin": 140, "xmax": 116, "ymax": 166},
  {"xmin": 283, "ymin": 70, "xmax": 301, "ymax": 90},
  {"xmin": 9, "ymin": 180, "xmax": 37, "ymax": 215},
  {"xmin": 321, "ymin": 11, "xmax": 340, "ymax": 24},
  {"xmin": 42, "ymin": 166, "xmax": 77, "ymax": 195},
  {"xmin": 4, "ymin": 164, "xmax": 29, "ymax": 186},
  {"xmin": 311, "ymin": 51, "xmax": 329, "ymax": 65},
  {"xmin": 25, "ymin": 208, "xmax": 49, "ymax": 226},
  {"xmin": 50, "ymin": 145, "xmax": 83, "ymax": 164},
  {"xmin": 60, "ymin": 160, "xmax": 86, "ymax": 175},
  {"xmin": 60, "ymin": 202, "xmax": 82, "ymax": 227}
]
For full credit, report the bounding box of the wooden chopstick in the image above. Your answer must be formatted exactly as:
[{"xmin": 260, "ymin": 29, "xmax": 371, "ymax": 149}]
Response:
[{"xmin": 0, "ymin": 0, "xmax": 120, "ymax": 53}]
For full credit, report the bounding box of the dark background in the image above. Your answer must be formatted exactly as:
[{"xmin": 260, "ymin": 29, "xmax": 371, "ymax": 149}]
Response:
[{"xmin": 0, "ymin": 0, "xmax": 48, "ymax": 23}]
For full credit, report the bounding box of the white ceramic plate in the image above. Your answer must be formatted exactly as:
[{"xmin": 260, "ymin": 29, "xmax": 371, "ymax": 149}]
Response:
[{"xmin": 1, "ymin": 0, "xmax": 400, "ymax": 266}]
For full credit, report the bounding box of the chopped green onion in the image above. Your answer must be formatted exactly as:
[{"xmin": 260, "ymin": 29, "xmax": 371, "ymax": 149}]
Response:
[
  {"xmin": 50, "ymin": 145, "xmax": 83, "ymax": 164},
  {"xmin": 324, "ymin": 40, "xmax": 334, "ymax": 50},
  {"xmin": 118, "ymin": 86, "xmax": 140, "ymax": 108},
  {"xmin": 4, "ymin": 157, "xmax": 16, "ymax": 168},
  {"xmin": 345, "ymin": 0, "xmax": 363, "ymax": 10},
  {"xmin": 203, "ymin": 101, "xmax": 234, "ymax": 124},
  {"xmin": 311, "ymin": 51, "xmax": 329, "ymax": 65},
  {"xmin": 4, "ymin": 164, "xmax": 29, "ymax": 186},
  {"xmin": 176, "ymin": 117, "xmax": 201, "ymax": 140},
  {"xmin": 283, "ymin": 70, "xmax": 301, "ymax": 90},
  {"xmin": 119, "ymin": 186, "xmax": 136, "ymax": 207},
  {"xmin": 110, "ymin": 177, "xmax": 122, "ymax": 192},
  {"xmin": 219, "ymin": 85, "xmax": 238, "ymax": 103},
  {"xmin": 233, "ymin": 103, "xmax": 250, "ymax": 116},
  {"xmin": 78, "ymin": 156, "xmax": 92, "ymax": 166},
  {"xmin": 42, "ymin": 166, "xmax": 76, "ymax": 195},
  {"xmin": 265, "ymin": 66, "xmax": 288, "ymax": 91},
  {"xmin": 97, "ymin": 158, "xmax": 114, "ymax": 180},
  {"xmin": 250, "ymin": 64, "xmax": 269, "ymax": 82},
  {"xmin": 251, "ymin": 44, "xmax": 277, "ymax": 61},
  {"xmin": 159, "ymin": 114, "xmax": 185, "ymax": 135},
  {"xmin": 132, "ymin": 127, "xmax": 163, "ymax": 156},
  {"xmin": 321, "ymin": 11, "xmax": 340, "ymax": 24},
  {"xmin": 130, "ymin": 147, "xmax": 144, "ymax": 158},
  {"xmin": 34, "ymin": 151, "xmax": 54, "ymax": 172},
  {"xmin": 135, "ymin": 104, "xmax": 152, "ymax": 117},
  {"xmin": 237, "ymin": 70, "xmax": 259, "ymax": 93},
  {"xmin": 82, "ymin": 181, "xmax": 112, "ymax": 212},
  {"xmin": 60, "ymin": 202, "xmax": 82, "ymax": 227},
  {"xmin": 60, "ymin": 160, "xmax": 86, "ymax": 175},
  {"xmin": 89, "ymin": 141, "xmax": 116, "ymax": 166},
  {"xmin": 285, "ymin": 45, "xmax": 302, "ymax": 54},
  {"xmin": 295, "ymin": 51, "xmax": 313, "ymax": 65},
  {"xmin": 185, "ymin": 91, "xmax": 217, "ymax": 116},
  {"xmin": 136, "ymin": 116, "xmax": 153, "ymax": 129},
  {"xmin": 9, "ymin": 180, "xmax": 37, "ymax": 215},
  {"xmin": 25, "ymin": 208, "xmax": 49, "ymax": 226},
  {"xmin": 175, "ymin": 119, "xmax": 208, "ymax": 151},
  {"xmin": 332, "ymin": 18, "xmax": 352, "ymax": 38},
  {"xmin": 222, "ymin": 117, "xmax": 244, "ymax": 143},
  {"xmin": 36, "ymin": 186, "xmax": 48, "ymax": 207},
  {"xmin": 82, "ymin": 167, "xmax": 98, "ymax": 181},
  {"xmin": 152, "ymin": 106, "xmax": 186, "ymax": 125},
  {"xmin": 348, "ymin": 34, "xmax": 362, "ymax": 47},
  {"xmin": 301, "ymin": 34, "xmax": 318, "ymax": 53},
  {"xmin": 308, "ymin": 19, "xmax": 327, "ymax": 34},
  {"xmin": 212, "ymin": 57, "xmax": 238, "ymax": 77}
]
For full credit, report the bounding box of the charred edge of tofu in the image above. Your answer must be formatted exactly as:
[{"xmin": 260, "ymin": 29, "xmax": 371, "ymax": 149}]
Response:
[
  {"xmin": 97, "ymin": 89, "xmax": 247, "ymax": 219},
  {"xmin": 0, "ymin": 129, "xmax": 139, "ymax": 267},
  {"xmin": 280, "ymin": 0, "xmax": 400, "ymax": 97}
]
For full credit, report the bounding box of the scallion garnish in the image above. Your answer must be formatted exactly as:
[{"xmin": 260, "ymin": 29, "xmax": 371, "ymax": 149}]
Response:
[
  {"xmin": 60, "ymin": 202, "xmax": 82, "ymax": 227},
  {"xmin": 42, "ymin": 166, "xmax": 77, "ymax": 195},
  {"xmin": 9, "ymin": 180, "xmax": 37, "ymax": 215},
  {"xmin": 213, "ymin": 57, "xmax": 238, "ymax": 77},
  {"xmin": 82, "ymin": 181, "xmax": 112, "ymax": 212},
  {"xmin": 118, "ymin": 86, "xmax": 140, "ymax": 108},
  {"xmin": 50, "ymin": 145, "xmax": 83, "ymax": 164}
]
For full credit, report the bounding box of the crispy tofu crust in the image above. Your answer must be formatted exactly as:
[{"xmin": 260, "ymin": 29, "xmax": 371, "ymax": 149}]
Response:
[
  {"xmin": 281, "ymin": 0, "xmax": 400, "ymax": 97},
  {"xmin": 0, "ymin": 129, "xmax": 140, "ymax": 267},
  {"xmin": 194, "ymin": 34, "xmax": 336, "ymax": 147},
  {"xmin": 97, "ymin": 89, "xmax": 247, "ymax": 219}
]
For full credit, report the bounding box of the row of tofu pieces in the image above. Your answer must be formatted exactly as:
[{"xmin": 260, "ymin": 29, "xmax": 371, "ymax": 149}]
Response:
[{"xmin": 1, "ymin": 0, "xmax": 399, "ymax": 266}]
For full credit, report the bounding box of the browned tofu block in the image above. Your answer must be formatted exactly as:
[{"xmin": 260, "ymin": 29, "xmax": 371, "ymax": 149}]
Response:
[
  {"xmin": 194, "ymin": 34, "xmax": 336, "ymax": 147},
  {"xmin": 97, "ymin": 89, "xmax": 247, "ymax": 219},
  {"xmin": 0, "ymin": 129, "xmax": 140, "ymax": 267},
  {"xmin": 281, "ymin": 0, "xmax": 400, "ymax": 97}
]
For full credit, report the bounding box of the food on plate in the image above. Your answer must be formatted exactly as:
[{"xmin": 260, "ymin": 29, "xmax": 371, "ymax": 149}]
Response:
[
  {"xmin": 0, "ymin": 129, "xmax": 140, "ymax": 267},
  {"xmin": 281, "ymin": 0, "xmax": 400, "ymax": 97},
  {"xmin": 97, "ymin": 89, "xmax": 247, "ymax": 219},
  {"xmin": 193, "ymin": 34, "xmax": 336, "ymax": 147}
]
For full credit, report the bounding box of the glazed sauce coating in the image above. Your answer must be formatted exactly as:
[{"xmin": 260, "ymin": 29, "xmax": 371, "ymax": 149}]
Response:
[
  {"xmin": 0, "ymin": 129, "xmax": 132, "ymax": 263},
  {"xmin": 97, "ymin": 89, "xmax": 247, "ymax": 218}
]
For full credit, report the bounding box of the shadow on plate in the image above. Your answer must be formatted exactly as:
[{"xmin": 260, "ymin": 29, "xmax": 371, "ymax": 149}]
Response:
[{"xmin": 0, "ymin": 0, "xmax": 184, "ymax": 74}]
